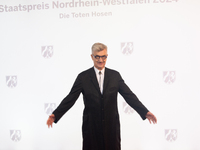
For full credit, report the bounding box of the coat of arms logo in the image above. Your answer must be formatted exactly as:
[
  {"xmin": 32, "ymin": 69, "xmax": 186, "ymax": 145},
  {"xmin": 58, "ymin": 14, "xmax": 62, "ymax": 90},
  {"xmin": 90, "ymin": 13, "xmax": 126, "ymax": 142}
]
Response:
[
  {"xmin": 121, "ymin": 42, "xmax": 133, "ymax": 55},
  {"xmin": 44, "ymin": 103, "xmax": 56, "ymax": 115},
  {"xmin": 123, "ymin": 101, "xmax": 134, "ymax": 114},
  {"xmin": 41, "ymin": 46, "xmax": 53, "ymax": 58},
  {"xmin": 163, "ymin": 71, "xmax": 176, "ymax": 84},
  {"xmin": 10, "ymin": 130, "xmax": 21, "ymax": 142},
  {"xmin": 6, "ymin": 76, "xmax": 17, "ymax": 88},
  {"xmin": 165, "ymin": 129, "xmax": 177, "ymax": 142}
]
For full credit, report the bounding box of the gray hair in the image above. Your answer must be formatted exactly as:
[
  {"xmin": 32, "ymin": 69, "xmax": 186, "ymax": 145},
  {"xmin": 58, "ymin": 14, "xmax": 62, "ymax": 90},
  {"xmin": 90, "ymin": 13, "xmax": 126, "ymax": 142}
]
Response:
[{"xmin": 91, "ymin": 43, "xmax": 107, "ymax": 53}]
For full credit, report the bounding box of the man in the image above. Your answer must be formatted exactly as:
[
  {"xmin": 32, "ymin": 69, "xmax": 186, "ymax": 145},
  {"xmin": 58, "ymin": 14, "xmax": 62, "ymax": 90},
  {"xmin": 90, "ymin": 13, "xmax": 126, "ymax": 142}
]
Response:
[{"xmin": 47, "ymin": 43, "xmax": 157, "ymax": 150}]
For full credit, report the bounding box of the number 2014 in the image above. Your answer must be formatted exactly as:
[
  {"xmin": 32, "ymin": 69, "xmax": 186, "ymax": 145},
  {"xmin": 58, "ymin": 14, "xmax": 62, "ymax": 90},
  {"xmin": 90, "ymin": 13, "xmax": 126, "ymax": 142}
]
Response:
[{"xmin": 153, "ymin": 0, "xmax": 178, "ymax": 3}]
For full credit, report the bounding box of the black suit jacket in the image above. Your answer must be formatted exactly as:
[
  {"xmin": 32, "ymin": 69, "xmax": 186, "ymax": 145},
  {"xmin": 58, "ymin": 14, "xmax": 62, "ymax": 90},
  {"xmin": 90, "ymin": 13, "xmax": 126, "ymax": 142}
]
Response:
[{"xmin": 53, "ymin": 67, "xmax": 149, "ymax": 150}]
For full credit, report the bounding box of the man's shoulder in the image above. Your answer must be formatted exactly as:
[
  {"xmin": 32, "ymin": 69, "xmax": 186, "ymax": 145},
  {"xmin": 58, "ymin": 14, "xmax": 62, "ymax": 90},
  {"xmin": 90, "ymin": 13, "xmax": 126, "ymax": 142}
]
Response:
[
  {"xmin": 105, "ymin": 67, "xmax": 120, "ymax": 74},
  {"xmin": 78, "ymin": 67, "xmax": 94, "ymax": 76},
  {"xmin": 78, "ymin": 67, "xmax": 120, "ymax": 76}
]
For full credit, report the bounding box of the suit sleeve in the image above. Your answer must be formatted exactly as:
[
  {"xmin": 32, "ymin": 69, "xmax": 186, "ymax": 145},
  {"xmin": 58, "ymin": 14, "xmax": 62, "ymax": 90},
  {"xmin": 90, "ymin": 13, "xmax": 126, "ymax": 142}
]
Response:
[
  {"xmin": 118, "ymin": 73, "xmax": 149, "ymax": 120},
  {"xmin": 53, "ymin": 74, "xmax": 82, "ymax": 123}
]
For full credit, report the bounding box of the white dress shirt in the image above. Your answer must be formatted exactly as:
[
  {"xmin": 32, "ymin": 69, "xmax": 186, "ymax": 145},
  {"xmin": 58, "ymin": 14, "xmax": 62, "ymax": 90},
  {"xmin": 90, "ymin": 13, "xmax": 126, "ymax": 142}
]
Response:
[{"xmin": 94, "ymin": 66, "xmax": 105, "ymax": 94}]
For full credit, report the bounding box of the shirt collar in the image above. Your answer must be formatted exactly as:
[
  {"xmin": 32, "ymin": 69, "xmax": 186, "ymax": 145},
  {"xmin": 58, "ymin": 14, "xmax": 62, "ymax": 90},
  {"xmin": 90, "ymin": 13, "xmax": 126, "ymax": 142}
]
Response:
[{"xmin": 94, "ymin": 66, "xmax": 105, "ymax": 75}]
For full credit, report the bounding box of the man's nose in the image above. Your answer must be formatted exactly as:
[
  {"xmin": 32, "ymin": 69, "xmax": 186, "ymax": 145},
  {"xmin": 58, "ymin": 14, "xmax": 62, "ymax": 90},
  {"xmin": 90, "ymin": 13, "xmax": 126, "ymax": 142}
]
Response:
[{"xmin": 98, "ymin": 57, "xmax": 103, "ymax": 62}]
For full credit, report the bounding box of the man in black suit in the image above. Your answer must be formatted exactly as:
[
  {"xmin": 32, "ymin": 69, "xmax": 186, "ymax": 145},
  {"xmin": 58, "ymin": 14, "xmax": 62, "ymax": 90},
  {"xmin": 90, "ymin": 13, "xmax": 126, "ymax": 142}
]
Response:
[{"xmin": 47, "ymin": 43, "xmax": 157, "ymax": 150}]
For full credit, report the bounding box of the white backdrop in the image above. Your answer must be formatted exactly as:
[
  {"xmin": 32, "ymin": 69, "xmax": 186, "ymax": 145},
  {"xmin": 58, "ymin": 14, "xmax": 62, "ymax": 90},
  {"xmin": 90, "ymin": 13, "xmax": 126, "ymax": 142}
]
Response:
[{"xmin": 0, "ymin": 0, "xmax": 200, "ymax": 150}]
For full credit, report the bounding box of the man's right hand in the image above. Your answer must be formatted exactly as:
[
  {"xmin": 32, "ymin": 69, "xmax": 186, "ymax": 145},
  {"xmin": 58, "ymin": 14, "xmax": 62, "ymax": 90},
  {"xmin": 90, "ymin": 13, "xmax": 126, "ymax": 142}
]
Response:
[{"xmin": 46, "ymin": 114, "xmax": 55, "ymax": 128}]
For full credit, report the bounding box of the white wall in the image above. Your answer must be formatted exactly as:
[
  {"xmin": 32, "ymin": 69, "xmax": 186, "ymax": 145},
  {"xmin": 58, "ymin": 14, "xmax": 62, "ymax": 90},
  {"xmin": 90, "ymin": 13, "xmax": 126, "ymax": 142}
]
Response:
[{"xmin": 0, "ymin": 0, "xmax": 200, "ymax": 149}]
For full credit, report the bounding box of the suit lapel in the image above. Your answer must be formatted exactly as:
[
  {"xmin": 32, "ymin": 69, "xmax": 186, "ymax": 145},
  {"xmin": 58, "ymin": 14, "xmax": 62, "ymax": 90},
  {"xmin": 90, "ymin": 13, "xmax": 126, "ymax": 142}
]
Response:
[
  {"xmin": 90, "ymin": 67, "xmax": 101, "ymax": 95},
  {"xmin": 89, "ymin": 67, "xmax": 110, "ymax": 95},
  {"xmin": 103, "ymin": 67, "xmax": 109, "ymax": 95}
]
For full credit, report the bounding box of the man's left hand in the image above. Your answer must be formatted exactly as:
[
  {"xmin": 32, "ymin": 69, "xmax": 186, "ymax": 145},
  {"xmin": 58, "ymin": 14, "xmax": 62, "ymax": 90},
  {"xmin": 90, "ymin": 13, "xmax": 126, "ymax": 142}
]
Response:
[{"xmin": 146, "ymin": 112, "xmax": 157, "ymax": 124}]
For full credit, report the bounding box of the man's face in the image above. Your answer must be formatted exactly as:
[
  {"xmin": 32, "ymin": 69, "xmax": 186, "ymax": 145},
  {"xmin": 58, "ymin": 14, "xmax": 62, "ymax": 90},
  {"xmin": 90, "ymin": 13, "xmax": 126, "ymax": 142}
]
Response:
[{"xmin": 91, "ymin": 49, "xmax": 108, "ymax": 70}]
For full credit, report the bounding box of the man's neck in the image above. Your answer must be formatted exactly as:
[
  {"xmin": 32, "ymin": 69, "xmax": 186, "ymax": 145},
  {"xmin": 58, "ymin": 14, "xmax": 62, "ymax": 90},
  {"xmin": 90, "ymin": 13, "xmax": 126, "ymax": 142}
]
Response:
[{"xmin": 94, "ymin": 66, "xmax": 105, "ymax": 71}]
